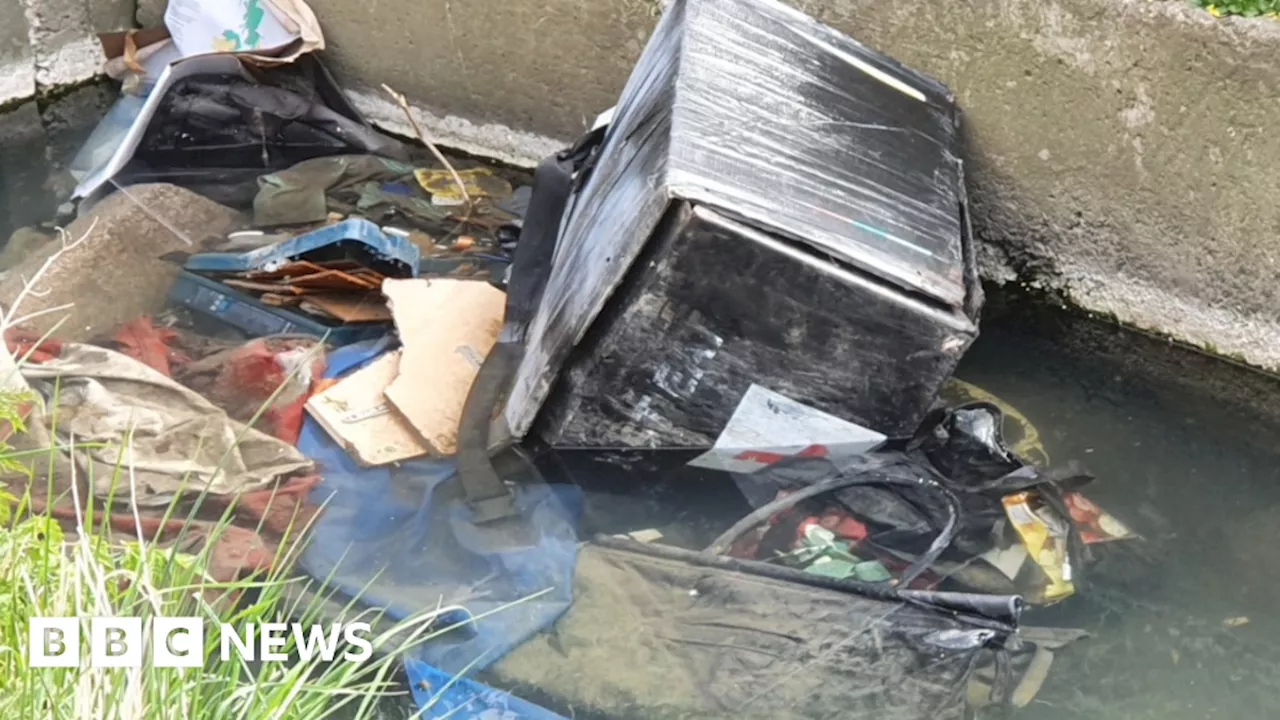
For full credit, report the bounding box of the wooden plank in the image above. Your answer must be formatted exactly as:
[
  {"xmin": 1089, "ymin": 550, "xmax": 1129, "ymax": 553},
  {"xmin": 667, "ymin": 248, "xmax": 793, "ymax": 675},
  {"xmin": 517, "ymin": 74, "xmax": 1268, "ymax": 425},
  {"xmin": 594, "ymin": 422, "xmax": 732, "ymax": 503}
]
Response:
[
  {"xmin": 304, "ymin": 351, "xmax": 431, "ymax": 466},
  {"xmin": 313, "ymin": 258, "xmax": 365, "ymax": 271},
  {"xmin": 260, "ymin": 293, "xmax": 302, "ymax": 306},
  {"xmin": 222, "ymin": 279, "xmax": 309, "ymax": 295},
  {"xmin": 382, "ymin": 278, "xmax": 506, "ymax": 456},
  {"xmin": 302, "ymin": 294, "xmax": 392, "ymax": 323},
  {"xmin": 285, "ymin": 269, "xmax": 378, "ymax": 291}
]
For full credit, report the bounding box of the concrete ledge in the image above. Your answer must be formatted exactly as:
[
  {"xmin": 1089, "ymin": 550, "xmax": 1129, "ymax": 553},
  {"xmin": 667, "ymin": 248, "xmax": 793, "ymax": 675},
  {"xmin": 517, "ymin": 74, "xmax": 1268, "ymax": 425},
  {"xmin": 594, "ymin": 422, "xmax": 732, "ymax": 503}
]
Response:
[
  {"xmin": 0, "ymin": 0, "xmax": 36, "ymax": 106},
  {"xmin": 8, "ymin": 0, "xmax": 131, "ymax": 98},
  {"xmin": 345, "ymin": 88, "xmax": 562, "ymax": 169}
]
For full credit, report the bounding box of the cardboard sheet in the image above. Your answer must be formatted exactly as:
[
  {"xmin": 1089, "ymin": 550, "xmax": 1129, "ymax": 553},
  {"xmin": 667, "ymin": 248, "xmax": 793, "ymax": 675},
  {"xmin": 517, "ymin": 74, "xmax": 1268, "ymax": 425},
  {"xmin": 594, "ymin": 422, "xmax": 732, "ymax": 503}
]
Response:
[
  {"xmin": 382, "ymin": 278, "xmax": 506, "ymax": 456},
  {"xmin": 304, "ymin": 351, "xmax": 430, "ymax": 466}
]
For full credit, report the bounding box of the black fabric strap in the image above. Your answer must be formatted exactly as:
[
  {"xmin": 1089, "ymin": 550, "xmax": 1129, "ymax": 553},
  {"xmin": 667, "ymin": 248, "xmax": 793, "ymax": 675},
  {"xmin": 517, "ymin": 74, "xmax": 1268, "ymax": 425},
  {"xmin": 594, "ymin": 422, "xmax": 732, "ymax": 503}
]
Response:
[{"xmin": 456, "ymin": 127, "xmax": 607, "ymax": 522}]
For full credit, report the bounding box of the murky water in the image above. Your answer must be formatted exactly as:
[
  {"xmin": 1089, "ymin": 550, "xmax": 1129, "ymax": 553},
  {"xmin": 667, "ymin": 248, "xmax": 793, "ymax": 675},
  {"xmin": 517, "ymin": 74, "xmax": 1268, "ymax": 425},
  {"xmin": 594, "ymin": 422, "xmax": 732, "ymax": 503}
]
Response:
[
  {"xmin": 958, "ymin": 292, "xmax": 1280, "ymax": 719},
  {"xmin": 5, "ymin": 91, "xmax": 1280, "ymax": 719}
]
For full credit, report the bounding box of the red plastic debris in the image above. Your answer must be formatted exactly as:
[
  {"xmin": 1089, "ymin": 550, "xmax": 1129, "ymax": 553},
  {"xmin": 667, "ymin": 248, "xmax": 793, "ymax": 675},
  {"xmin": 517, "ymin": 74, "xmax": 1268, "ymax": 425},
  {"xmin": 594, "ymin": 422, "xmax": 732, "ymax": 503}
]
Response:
[
  {"xmin": 733, "ymin": 443, "xmax": 829, "ymax": 467},
  {"xmin": 180, "ymin": 338, "xmax": 326, "ymax": 444},
  {"xmin": 817, "ymin": 507, "xmax": 868, "ymax": 541}
]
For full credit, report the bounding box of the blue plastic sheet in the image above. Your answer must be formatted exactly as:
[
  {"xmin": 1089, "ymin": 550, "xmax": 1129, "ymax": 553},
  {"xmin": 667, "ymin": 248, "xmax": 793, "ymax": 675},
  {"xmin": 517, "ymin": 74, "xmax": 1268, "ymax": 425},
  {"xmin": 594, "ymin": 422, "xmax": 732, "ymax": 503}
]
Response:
[
  {"xmin": 405, "ymin": 659, "xmax": 566, "ymax": 720},
  {"xmin": 297, "ymin": 340, "xmax": 582, "ymax": 675}
]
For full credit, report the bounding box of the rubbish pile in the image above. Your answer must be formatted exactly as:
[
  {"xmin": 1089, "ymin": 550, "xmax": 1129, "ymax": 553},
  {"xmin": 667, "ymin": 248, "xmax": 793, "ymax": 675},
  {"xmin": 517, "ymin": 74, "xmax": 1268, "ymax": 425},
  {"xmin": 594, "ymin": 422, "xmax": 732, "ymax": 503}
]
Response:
[{"xmin": 0, "ymin": 0, "xmax": 1149, "ymax": 718}]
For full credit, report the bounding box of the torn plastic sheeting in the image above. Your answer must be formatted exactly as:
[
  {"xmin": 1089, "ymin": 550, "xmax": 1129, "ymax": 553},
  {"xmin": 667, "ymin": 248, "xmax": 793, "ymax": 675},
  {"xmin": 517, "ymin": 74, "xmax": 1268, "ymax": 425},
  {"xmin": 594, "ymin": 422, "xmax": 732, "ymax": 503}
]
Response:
[
  {"xmin": 296, "ymin": 340, "xmax": 582, "ymax": 675},
  {"xmin": 173, "ymin": 335, "xmax": 326, "ymax": 445},
  {"xmin": 74, "ymin": 54, "xmax": 248, "ymax": 204},
  {"xmin": 251, "ymin": 155, "xmax": 424, "ymax": 228},
  {"xmin": 18, "ymin": 343, "xmax": 313, "ymax": 507},
  {"xmin": 727, "ymin": 403, "xmax": 1105, "ymax": 603},
  {"xmin": 405, "ymin": 660, "xmax": 566, "ymax": 720},
  {"xmin": 686, "ymin": 383, "xmax": 886, "ymax": 473}
]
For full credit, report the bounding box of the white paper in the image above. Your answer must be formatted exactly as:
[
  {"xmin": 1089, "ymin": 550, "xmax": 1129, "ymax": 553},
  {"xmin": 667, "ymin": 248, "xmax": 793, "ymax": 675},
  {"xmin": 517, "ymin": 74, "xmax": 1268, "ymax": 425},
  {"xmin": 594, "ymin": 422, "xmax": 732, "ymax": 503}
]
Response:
[
  {"xmin": 165, "ymin": 0, "xmax": 297, "ymax": 57},
  {"xmin": 982, "ymin": 544, "xmax": 1029, "ymax": 580},
  {"xmin": 688, "ymin": 384, "xmax": 886, "ymax": 474},
  {"xmin": 592, "ymin": 106, "xmax": 616, "ymax": 131}
]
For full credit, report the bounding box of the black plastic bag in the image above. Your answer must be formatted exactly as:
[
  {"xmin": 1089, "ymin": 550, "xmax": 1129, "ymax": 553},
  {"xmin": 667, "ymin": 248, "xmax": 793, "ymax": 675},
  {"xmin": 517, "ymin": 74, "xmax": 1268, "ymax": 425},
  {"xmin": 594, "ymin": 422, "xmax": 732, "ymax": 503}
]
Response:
[
  {"xmin": 110, "ymin": 55, "xmax": 406, "ymax": 209},
  {"xmin": 727, "ymin": 403, "xmax": 1098, "ymax": 598}
]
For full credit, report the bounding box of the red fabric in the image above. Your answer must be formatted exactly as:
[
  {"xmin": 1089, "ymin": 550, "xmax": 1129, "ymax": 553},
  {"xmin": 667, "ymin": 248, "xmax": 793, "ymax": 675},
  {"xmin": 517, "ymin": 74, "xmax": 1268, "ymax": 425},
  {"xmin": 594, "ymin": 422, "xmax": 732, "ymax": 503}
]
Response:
[
  {"xmin": 215, "ymin": 339, "xmax": 326, "ymax": 443},
  {"xmin": 5, "ymin": 328, "xmax": 62, "ymax": 363},
  {"xmin": 113, "ymin": 316, "xmax": 189, "ymax": 377},
  {"xmin": 235, "ymin": 473, "xmax": 321, "ymax": 535},
  {"xmin": 38, "ymin": 499, "xmax": 280, "ymax": 585}
]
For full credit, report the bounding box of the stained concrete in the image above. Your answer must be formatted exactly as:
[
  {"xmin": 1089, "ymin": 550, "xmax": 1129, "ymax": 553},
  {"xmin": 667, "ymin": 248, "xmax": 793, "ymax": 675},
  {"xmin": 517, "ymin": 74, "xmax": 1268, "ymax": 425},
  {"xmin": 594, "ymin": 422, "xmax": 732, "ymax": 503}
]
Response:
[
  {"xmin": 0, "ymin": 0, "xmax": 36, "ymax": 106},
  {"xmin": 20, "ymin": 0, "xmax": 120, "ymax": 89},
  {"xmin": 806, "ymin": 0, "xmax": 1280, "ymax": 372},
  {"xmin": 0, "ymin": 102, "xmax": 56, "ymax": 237},
  {"xmin": 299, "ymin": 0, "xmax": 1280, "ymax": 371},
  {"xmin": 135, "ymin": 0, "xmax": 162, "ymax": 28},
  {"xmin": 39, "ymin": 82, "xmax": 117, "ymax": 197},
  {"xmin": 303, "ymin": 0, "xmax": 653, "ymax": 156}
]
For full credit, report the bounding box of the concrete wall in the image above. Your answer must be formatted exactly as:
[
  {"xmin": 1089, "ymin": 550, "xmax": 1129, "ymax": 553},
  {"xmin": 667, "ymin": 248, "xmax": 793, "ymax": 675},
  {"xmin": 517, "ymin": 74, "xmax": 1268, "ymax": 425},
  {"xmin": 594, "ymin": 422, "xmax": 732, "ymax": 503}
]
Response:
[{"xmin": 299, "ymin": 0, "xmax": 1280, "ymax": 371}]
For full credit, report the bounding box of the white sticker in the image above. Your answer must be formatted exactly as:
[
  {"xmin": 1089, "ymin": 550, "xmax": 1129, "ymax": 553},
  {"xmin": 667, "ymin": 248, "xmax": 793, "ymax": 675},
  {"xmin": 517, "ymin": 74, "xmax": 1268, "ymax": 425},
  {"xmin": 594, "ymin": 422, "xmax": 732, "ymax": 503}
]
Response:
[{"xmin": 687, "ymin": 384, "xmax": 886, "ymax": 474}]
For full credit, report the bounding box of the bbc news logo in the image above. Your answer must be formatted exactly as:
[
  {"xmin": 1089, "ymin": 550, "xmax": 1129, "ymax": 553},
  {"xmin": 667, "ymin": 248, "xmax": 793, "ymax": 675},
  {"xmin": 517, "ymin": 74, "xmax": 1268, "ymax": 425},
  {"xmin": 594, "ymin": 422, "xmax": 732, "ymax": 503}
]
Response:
[{"xmin": 29, "ymin": 617, "xmax": 373, "ymax": 668}]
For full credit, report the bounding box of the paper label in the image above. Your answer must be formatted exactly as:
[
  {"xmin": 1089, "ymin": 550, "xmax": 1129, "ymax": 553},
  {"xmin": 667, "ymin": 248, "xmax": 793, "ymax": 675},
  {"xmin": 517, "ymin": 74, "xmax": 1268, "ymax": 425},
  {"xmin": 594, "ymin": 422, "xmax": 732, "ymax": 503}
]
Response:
[
  {"xmin": 165, "ymin": 0, "xmax": 297, "ymax": 56},
  {"xmin": 688, "ymin": 384, "xmax": 886, "ymax": 474},
  {"xmin": 1064, "ymin": 491, "xmax": 1137, "ymax": 543}
]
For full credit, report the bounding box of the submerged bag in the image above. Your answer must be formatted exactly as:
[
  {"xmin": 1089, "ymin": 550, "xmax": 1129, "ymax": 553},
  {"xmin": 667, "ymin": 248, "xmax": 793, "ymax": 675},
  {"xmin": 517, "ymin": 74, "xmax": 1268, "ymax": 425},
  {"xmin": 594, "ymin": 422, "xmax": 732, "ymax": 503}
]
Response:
[{"xmin": 492, "ymin": 538, "xmax": 1051, "ymax": 720}]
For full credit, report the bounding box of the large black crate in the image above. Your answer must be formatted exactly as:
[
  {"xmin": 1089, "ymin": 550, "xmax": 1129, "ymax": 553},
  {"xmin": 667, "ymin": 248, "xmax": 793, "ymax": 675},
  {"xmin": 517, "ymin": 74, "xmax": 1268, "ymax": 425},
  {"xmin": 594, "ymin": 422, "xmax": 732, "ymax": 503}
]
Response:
[{"xmin": 500, "ymin": 0, "xmax": 981, "ymax": 447}]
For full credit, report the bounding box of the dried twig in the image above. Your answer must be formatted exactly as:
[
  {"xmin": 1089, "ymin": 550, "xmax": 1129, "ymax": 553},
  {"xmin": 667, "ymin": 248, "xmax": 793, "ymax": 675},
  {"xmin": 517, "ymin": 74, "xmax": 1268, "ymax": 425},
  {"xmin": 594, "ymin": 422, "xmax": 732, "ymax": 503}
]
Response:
[
  {"xmin": 0, "ymin": 218, "xmax": 98, "ymax": 331},
  {"xmin": 381, "ymin": 83, "xmax": 473, "ymax": 210},
  {"xmin": 7, "ymin": 304, "xmax": 76, "ymax": 330}
]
